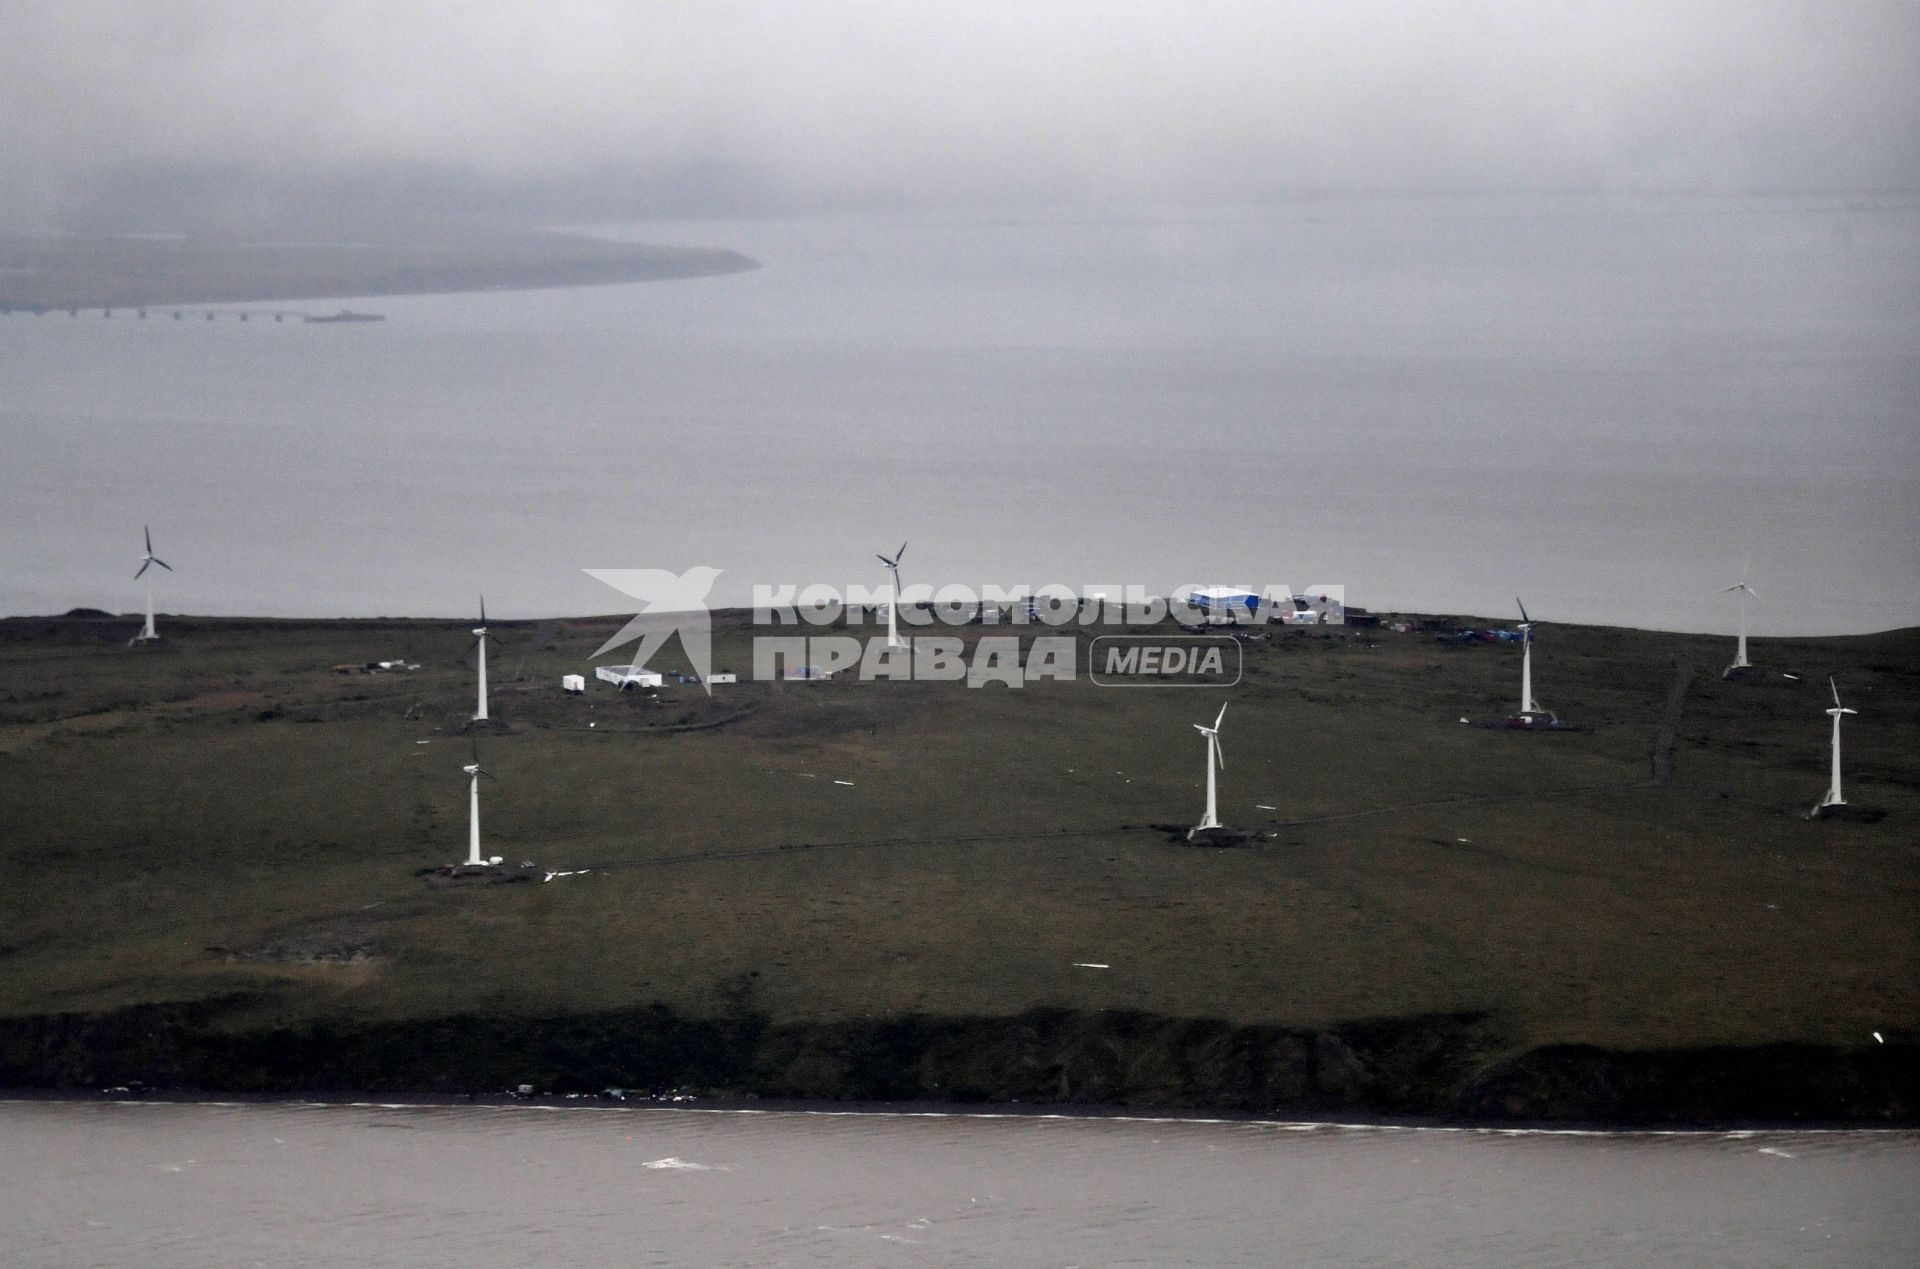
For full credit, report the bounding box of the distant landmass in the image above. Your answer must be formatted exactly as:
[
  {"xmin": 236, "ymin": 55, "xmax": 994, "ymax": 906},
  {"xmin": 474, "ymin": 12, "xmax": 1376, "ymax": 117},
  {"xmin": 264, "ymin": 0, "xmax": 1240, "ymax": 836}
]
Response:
[{"xmin": 0, "ymin": 229, "xmax": 759, "ymax": 310}]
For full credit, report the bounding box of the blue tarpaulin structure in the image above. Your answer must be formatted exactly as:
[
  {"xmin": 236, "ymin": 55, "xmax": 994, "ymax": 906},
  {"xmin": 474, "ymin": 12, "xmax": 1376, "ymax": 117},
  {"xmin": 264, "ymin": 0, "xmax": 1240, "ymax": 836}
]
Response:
[{"xmin": 1192, "ymin": 587, "xmax": 1262, "ymax": 620}]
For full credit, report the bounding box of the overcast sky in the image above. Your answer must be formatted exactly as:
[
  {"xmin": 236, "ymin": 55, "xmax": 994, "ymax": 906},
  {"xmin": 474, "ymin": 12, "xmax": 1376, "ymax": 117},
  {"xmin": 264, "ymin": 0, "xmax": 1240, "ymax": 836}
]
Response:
[{"xmin": 3, "ymin": 1, "xmax": 1916, "ymax": 228}]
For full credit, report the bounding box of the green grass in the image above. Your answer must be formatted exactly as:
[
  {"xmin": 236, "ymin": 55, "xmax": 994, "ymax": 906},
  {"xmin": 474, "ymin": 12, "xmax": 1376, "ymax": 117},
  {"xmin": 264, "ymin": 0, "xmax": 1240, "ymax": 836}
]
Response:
[{"xmin": 1, "ymin": 609, "xmax": 1914, "ymax": 1057}]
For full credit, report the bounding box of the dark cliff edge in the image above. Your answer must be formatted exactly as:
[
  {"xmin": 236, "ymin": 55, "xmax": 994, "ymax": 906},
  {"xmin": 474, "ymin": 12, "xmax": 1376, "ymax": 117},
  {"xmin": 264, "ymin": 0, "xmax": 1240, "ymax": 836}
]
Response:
[{"xmin": 2, "ymin": 1001, "xmax": 1912, "ymax": 1126}]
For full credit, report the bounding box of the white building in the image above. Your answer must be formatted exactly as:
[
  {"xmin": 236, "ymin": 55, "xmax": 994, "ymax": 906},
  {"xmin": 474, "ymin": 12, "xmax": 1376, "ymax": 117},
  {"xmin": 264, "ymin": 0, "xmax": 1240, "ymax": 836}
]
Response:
[
  {"xmin": 561, "ymin": 674, "xmax": 586, "ymax": 693},
  {"xmin": 595, "ymin": 665, "xmax": 664, "ymax": 689}
]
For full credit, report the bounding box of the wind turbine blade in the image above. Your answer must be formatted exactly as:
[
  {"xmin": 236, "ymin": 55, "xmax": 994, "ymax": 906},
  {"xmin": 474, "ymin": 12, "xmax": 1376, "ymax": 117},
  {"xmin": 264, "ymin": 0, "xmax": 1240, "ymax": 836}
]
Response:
[
  {"xmin": 479, "ymin": 595, "xmax": 486, "ymax": 624},
  {"xmin": 896, "ymin": 542, "xmax": 907, "ymax": 562},
  {"xmin": 876, "ymin": 554, "xmax": 893, "ymax": 567},
  {"xmin": 152, "ymin": 558, "xmax": 172, "ymax": 571},
  {"xmin": 1193, "ymin": 723, "xmax": 1208, "ymax": 735},
  {"xmin": 135, "ymin": 560, "xmax": 150, "ymax": 579},
  {"xmin": 1829, "ymin": 677, "xmax": 1841, "ymax": 708},
  {"xmin": 1214, "ymin": 702, "xmax": 1228, "ymax": 730},
  {"xmin": 1213, "ymin": 737, "xmax": 1224, "ymax": 771},
  {"xmin": 1516, "ymin": 597, "xmax": 1530, "ymax": 624},
  {"xmin": 145, "ymin": 526, "xmax": 153, "ymax": 552},
  {"xmin": 1719, "ymin": 583, "xmax": 1743, "ymax": 593},
  {"xmin": 479, "ymin": 768, "xmax": 498, "ymax": 782},
  {"xmin": 1744, "ymin": 584, "xmax": 1758, "ymax": 599}
]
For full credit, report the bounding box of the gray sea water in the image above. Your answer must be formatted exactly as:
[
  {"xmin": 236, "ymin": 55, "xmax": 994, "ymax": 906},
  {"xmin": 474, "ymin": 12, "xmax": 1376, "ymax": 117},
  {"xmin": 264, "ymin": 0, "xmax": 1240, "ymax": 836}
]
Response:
[
  {"xmin": 2, "ymin": 195, "xmax": 1917, "ymax": 633},
  {"xmin": 2, "ymin": 1100, "xmax": 1915, "ymax": 1267}
]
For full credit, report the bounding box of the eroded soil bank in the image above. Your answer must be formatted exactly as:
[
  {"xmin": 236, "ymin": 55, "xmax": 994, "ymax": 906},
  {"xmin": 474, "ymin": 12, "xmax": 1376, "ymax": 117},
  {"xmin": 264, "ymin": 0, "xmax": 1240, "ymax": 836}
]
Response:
[{"xmin": 3, "ymin": 1002, "xmax": 1912, "ymax": 1126}]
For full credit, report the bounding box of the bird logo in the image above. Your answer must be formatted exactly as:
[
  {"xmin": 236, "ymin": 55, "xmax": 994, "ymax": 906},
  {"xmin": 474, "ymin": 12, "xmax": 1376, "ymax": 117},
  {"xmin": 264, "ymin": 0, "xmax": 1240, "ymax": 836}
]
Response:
[{"xmin": 583, "ymin": 566, "xmax": 724, "ymax": 693}]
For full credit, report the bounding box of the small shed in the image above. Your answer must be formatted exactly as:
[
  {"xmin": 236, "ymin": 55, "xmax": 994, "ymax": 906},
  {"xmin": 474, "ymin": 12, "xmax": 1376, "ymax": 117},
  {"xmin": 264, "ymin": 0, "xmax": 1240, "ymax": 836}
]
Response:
[
  {"xmin": 561, "ymin": 674, "xmax": 586, "ymax": 694},
  {"xmin": 706, "ymin": 673, "xmax": 738, "ymax": 685}
]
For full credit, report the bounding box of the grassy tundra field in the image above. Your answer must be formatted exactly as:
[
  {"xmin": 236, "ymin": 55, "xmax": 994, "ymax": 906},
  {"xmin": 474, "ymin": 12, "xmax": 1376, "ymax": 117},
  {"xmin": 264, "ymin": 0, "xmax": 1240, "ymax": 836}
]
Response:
[{"xmin": 1, "ymin": 609, "xmax": 1914, "ymax": 1116}]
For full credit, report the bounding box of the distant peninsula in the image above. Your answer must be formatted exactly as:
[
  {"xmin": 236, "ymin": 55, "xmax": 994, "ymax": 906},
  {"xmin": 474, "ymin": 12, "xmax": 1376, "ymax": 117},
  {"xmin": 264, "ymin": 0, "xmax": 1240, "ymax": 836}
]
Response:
[{"xmin": 0, "ymin": 228, "xmax": 759, "ymax": 310}]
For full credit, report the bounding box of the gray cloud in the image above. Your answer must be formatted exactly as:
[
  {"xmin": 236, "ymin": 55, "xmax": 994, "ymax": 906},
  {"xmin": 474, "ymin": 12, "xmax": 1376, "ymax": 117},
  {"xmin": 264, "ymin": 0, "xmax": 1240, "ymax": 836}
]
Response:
[{"xmin": 3, "ymin": 0, "xmax": 1916, "ymax": 228}]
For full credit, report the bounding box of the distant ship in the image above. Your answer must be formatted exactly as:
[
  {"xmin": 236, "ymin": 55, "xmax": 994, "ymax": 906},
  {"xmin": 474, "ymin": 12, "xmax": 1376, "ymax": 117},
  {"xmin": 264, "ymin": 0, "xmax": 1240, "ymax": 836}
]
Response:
[{"xmin": 304, "ymin": 309, "xmax": 385, "ymax": 324}]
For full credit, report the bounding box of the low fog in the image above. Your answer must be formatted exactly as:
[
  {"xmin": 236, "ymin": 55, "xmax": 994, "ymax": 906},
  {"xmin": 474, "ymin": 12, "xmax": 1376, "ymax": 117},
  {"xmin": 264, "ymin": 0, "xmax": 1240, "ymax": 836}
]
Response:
[{"xmin": 3, "ymin": 0, "xmax": 1916, "ymax": 233}]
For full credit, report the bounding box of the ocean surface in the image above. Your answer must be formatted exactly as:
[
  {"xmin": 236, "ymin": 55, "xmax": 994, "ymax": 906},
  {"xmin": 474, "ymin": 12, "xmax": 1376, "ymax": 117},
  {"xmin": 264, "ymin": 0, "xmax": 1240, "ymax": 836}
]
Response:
[
  {"xmin": 2, "ymin": 195, "xmax": 1916, "ymax": 634},
  {"xmin": 3, "ymin": 1100, "xmax": 1916, "ymax": 1267}
]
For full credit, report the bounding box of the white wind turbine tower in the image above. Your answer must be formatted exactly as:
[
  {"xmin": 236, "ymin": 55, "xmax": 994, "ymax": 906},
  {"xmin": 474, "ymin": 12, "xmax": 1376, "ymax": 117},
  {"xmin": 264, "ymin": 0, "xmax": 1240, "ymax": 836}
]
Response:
[
  {"xmin": 1720, "ymin": 569, "xmax": 1758, "ymax": 675},
  {"xmin": 131, "ymin": 526, "xmax": 173, "ymax": 645},
  {"xmin": 461, "ymin": 738, "xmax": 502, "ymax": 867},
  {"xmin": 1516, "ymin": 598, "xmax": 1544, "ymax": 717},
  {"xmin": 1813, "ymin": 678, "xmax": 1858, "ymax": 815},
  {"xmin": 1187, "ymin": 702, "xmax": 1228, "ymax": 839},
  {"xmin": 471, "ymin": 596, "xmax": 490, "ymax": 722},
  {"xmin": 877, "ymin": 542, "xmax": 909, "ymax": 649}
]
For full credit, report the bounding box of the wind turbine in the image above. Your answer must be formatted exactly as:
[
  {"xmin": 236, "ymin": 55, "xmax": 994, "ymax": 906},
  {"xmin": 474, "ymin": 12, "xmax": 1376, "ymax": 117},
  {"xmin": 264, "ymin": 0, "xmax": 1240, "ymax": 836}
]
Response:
[
  {"xmin": 876, "ymin": 542, "xmax": 909, "ymax": 649},
  {"xmin": 1187, "ymin": 702, "xmax": 1228, "ymax": 839},
  {"xmin": 1813, "ymin": 677, "xmax": 1858, "ymax": 814},
  {"xmin": 1516, "ymin": 598, "xmax": 1543, "ymax": 717},
  {"xmin": 131, "ymin": 526, "xmax": 173, "ymax": 644},
  {"xmin": 461, "ymin": 737, "xmax": 501, "ymax": 866},
  {"xmin": 1720, "ymin": 569, "xmax": 1758, "ymax": 674},
  {"xmin": 471, "ymin": 596, "xmax": 490, "ymax": 722}
]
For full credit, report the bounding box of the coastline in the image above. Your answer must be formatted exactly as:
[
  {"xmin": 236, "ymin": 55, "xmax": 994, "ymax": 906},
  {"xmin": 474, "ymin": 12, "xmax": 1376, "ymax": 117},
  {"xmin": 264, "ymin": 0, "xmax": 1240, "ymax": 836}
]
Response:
[
  {"xmin": 7, "ymin": 1088, "xmax": 1916, "ymax": 1137},
  {"xmin": 0, "ymin": 1002, "xmax": 1913, "ymax": 1128}
]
